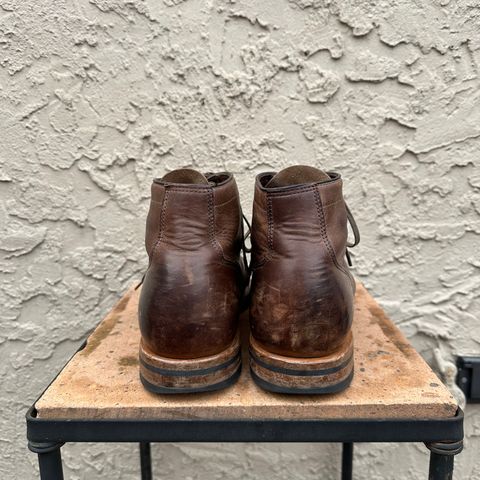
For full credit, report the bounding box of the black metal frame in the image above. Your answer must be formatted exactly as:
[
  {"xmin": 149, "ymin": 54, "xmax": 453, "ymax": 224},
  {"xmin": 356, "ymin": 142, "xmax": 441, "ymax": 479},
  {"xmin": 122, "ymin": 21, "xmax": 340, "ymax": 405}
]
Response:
[
  {"xmin": 26, "ymin": 337, "xmax": 464, "ymax": 480},
  {"xmin": 27, "ymin": 404, "xmax": 464, "ymax": 480}
]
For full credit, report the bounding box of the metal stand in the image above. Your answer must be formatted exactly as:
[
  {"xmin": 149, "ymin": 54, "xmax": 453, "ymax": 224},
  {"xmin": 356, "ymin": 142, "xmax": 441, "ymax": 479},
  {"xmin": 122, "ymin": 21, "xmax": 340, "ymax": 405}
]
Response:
[
  {"xmin": 28, "ymin": 441, "xmax": 64, "ymax": 480},
  {"xmin": 65, "ymin": 438, "xmax": 461, "ymax": 480},
  {"xmin": 26, "ymin": 407, "xmax": 464, "ymax": 480},
  {"xmin": 426, "ymin": 440, "xmax": 463, "ymax": 480},
  {"xmin": 342, "ymin": 442, "xmax": 353, "ymax": 480},
  {"xmin": 26, "ymin": 284, "xmax": 465, "ymax": 479},
  {"xmin": 140, "ymin": 442, "xmax": 152, "ymax": 480},
  {"xmin": 25, "ymin": 287, "xmax": 465, "ymax": 480}
]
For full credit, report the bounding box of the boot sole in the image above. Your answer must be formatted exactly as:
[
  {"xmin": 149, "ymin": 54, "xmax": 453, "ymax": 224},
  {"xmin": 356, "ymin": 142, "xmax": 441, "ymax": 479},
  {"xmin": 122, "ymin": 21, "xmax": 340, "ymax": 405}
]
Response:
[
  {"xmin": 249, "ymin": 332, "xmax": 354, "ymax": 394},
  {"xmin": 139, "ymin": 332, "xmax": 241, "ymax": 394}
]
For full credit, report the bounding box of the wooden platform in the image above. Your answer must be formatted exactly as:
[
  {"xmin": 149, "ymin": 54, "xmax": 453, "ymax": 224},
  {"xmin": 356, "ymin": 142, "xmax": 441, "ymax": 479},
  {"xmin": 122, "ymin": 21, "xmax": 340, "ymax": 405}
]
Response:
[{"xmin": 35, "ymin": 283, "xmax": 457, "ymax": 420}]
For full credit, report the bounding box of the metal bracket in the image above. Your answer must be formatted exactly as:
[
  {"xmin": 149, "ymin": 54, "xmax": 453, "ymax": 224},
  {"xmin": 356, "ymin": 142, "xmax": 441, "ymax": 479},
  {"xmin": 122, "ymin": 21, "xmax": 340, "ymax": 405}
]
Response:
[{"xmin": 456, "ymin": 355, "xmax": 480, "ymax": 402}]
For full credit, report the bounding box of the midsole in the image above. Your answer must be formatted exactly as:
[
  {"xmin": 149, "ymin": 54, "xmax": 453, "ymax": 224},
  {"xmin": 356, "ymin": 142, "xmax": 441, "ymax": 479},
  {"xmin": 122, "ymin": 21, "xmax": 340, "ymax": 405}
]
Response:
[
  {"xmin": 250, "ymin": 368, "xmax": 354, "ymax": 394},
  {"xmin": 140, "ymin": 350, "xmax": 241, "ymax": 377},
  {"xmin": 249, "ymin": 332, "xmax": 354, "ymax": 391},
  {"xmin": 249, "ymin": 348, "xmax": 353, "ymax": 377},
  {"xmin": 139, "ymin": 331, "xmax": 241, "ymax": 391},
  {"xmin": 249, "ymin": 332, "xmax": 354, "ymax": 373},
  {"xmin": 140, "ymin": 365, "xmax": 242, "ymax": 394}
]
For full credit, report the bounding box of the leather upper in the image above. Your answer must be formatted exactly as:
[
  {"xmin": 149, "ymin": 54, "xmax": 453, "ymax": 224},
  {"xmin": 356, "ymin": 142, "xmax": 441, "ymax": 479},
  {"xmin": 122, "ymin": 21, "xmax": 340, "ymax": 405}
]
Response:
[
  {"xmin": 139, "ymin": 172, "xmax": 245, "ymax": 359},
  {"xmin": 249, "ymin": 171, "xmax": 356, "ymax": 358}
]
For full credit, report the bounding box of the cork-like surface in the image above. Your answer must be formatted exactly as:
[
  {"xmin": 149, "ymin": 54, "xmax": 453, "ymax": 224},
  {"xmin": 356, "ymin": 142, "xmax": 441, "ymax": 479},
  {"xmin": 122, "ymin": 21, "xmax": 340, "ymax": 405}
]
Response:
[{"xmin": 36, "ymin": 284, "xmax": 457, "ymax": 420}]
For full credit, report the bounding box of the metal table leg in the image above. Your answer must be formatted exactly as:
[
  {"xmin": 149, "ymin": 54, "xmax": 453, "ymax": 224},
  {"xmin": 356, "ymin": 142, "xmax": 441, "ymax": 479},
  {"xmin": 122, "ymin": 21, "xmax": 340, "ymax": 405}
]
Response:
[
  {"xmin": 426, "ymin": 440, "xmax": 463, "ymax": 480},
  {"xmin": 28, "ymin": 441, "xmax": 64, "ymax": 480},
  {"xmin": 341, "ymin": 442, "xmax": 353, "ymax": 480},
  {"xmin": 140, "ymin": 442, "xmax": 152, "ymax": 480}
]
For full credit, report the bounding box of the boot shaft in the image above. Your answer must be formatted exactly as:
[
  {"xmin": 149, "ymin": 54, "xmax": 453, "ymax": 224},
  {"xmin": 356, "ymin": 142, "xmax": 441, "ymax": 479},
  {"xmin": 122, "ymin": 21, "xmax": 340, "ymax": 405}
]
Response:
[
  {"xmin": 145, "ymin": 172, "xmax": 243, "ymax": 259},
  {"xmin": 251, "ymin": 171, "xmax": 350, "ymax": 271}
]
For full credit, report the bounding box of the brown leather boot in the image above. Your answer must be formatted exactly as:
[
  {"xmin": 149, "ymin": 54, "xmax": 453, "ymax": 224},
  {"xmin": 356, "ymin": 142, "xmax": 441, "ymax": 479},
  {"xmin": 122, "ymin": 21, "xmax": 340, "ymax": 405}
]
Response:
[
  {"xmin": 138, "ymin": 169, "xmax": 247, "ymax": 393},
  {"xmin": 249, "ymin": 166, "xmax": 360, "ymax": 394}
]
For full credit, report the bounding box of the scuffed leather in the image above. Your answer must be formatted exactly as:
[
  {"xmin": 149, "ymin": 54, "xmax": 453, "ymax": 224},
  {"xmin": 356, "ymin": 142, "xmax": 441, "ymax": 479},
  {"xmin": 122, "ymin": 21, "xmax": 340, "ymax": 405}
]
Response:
[
  {"xmin": 139, "ymin": 173, "xmax": 246, "ymax": 359},
  {"xmin": 249, "ymin": 171, "xmax": 356, "ymax": 358}
]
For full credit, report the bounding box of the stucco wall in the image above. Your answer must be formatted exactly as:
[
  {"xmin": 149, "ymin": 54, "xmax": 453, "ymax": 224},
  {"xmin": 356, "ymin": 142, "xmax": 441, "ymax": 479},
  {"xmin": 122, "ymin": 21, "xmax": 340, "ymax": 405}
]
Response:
[{"xmin": 1, "ymin": 0, "xmax": 480, "ymax": 478}]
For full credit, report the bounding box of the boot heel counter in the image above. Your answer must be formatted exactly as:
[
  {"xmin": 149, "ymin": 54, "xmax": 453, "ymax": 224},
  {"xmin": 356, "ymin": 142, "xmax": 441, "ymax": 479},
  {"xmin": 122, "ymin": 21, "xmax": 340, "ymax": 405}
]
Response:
[
  {"xmin": 139, "ymin": 245, "xmax": 240, "ymax": 359},
  {"xmin": 250, "ymin": 257, "xmax": 353, "ymax": 357}
]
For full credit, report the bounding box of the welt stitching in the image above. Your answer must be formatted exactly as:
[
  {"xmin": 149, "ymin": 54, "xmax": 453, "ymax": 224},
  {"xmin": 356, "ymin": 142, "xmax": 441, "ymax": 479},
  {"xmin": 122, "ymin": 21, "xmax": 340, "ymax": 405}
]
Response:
[{"xmin": 314, "ymin": 187, "xmax": 353, "ymax": 284}]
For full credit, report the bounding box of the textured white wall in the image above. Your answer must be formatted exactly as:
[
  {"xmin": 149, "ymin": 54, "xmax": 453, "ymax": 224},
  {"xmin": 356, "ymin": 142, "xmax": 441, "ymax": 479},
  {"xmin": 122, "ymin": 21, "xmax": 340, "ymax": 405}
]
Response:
[{"xmin": 1, "ymin": 0, "xmax": 480, "ymax": 478}]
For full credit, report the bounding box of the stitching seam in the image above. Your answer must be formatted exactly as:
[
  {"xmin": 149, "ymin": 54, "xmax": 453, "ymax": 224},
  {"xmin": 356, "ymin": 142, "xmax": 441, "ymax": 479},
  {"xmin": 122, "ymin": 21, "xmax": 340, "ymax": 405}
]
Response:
[
  {"xmin": 254, "ymin": 195, "xmax": 274, "ymax": 268},
  {"xmin": 167, "ymin": 187, "xmax": 211, "ymax": 193},
  {"xmin": 208, "ymin": 188, "xmax": 225, "ymax": 259},
  {"xmin": 250, "ymin": 194, "xmax": 273, "ymax": 269},
  {"xmin": 267, "ymin": 194, "xmax": 273, "ymax": 251},
  {"xmin": 265, "ymin": 180, "xmax": 341, "ymax": 198},
  {"xmin": 267, "ymin": 185, "xmax": 316, "ymax": 198},
  {"xmin": 150, "ymin": 187, "xmax": 170, "ymax": 260},
  {"xmin": 213, "ymin": 195, "xmax": 237, "ymax": 208},
  {"xmin": 209, "ymin": 191, "xmax": 241, "ymax": 268},
  {"xmin": 322, "ymin": 198, "xmax": 344, "ymax": 208},
  {"xmin": 314, "ymin": 187, "xmax": 354, "ymax": 287}
]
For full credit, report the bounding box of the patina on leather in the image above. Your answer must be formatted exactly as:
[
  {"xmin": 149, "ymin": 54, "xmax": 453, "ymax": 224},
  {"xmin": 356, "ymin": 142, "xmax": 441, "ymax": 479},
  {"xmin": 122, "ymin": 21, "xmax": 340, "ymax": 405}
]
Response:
[
  {"xmin": 249, "ymin": 166, "xmax": 357, "ymax": 359},
  {"xmin": 139, "ymin": 169, "xmax": 246, "ymax": 361}
]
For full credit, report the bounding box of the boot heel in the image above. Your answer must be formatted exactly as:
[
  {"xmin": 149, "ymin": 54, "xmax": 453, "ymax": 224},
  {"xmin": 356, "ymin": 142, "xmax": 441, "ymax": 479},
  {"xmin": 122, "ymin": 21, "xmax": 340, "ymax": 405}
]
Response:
[
  {"xmin": 139, "ymin": 332, "xmax": 241, "ymax": 394},
  {"xmin": 249, "ymin": 333, "xmax": 354, "ymax": 394}
]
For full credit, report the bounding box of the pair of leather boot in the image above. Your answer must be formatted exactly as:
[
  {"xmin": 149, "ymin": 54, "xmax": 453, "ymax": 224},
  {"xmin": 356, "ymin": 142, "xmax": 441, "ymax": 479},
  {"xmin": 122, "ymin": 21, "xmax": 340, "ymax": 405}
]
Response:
[{"xmin": 138, "ymin": 166, "xmax": 359, "ymax": 394}]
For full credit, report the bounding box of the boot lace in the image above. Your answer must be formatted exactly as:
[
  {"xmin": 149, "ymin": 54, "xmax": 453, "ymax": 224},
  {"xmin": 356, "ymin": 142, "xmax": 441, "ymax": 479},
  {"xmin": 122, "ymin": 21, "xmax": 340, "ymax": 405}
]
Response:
[
  {"xmin": 241, "ymin": 213, "xmax": 252, "ymax": 274},
  {"xmin": 345, "ymin": 203, "xmax": 360, "ymax": 266}
]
